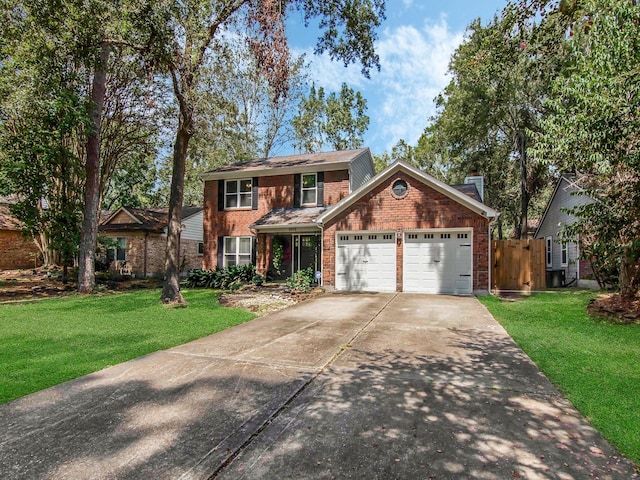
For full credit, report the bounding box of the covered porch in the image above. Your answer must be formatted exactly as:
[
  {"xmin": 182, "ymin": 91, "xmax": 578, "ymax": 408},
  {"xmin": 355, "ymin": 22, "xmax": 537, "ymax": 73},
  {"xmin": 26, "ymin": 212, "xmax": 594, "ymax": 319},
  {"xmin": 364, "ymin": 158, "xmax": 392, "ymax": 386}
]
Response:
[{"xmin": 250, "ymin": 207, "xmax": 325, "ymax": 283}]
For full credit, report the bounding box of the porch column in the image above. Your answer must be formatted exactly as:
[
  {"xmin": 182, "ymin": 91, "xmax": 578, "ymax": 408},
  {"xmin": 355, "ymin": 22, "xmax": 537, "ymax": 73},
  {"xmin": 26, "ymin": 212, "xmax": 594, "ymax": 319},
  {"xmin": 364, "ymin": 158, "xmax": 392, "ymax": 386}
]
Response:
[{"xmin": 257, "ymin": 233, "xmax": 270, "ymax": 276}]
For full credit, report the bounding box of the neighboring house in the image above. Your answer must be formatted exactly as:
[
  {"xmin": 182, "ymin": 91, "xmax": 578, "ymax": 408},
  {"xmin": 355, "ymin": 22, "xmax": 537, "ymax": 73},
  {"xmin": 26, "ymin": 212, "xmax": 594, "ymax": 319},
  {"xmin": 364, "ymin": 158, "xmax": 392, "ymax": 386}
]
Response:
[
  {"xmin": 535, "ymin": 174, "xmax": 598, "ymax": 289},
  {"xmin": 0, "ymin": 197, "xmax": 41, "ymax": 270},
  {"xmin": 201, "ymin": 148, "xmax": 499, "ymax": 295},
  {"xmin": 98, "ymin": 206, "xmax": 203, "ymax": 278}
]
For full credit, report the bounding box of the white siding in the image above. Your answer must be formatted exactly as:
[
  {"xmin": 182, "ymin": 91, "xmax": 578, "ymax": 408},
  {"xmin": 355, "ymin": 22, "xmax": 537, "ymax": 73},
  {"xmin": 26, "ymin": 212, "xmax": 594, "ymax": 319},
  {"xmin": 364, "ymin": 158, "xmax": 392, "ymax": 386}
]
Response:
[
  {"xmin": 349, "ymin": 150, "xmax": 375, "ymax": 192},
  {"xmin": 536, "ymin": 176, "xmax": 592, "ymax": 283},
  {"xmin": 181, "ymin": 211, "xmax": 204, "ymax": 241}
]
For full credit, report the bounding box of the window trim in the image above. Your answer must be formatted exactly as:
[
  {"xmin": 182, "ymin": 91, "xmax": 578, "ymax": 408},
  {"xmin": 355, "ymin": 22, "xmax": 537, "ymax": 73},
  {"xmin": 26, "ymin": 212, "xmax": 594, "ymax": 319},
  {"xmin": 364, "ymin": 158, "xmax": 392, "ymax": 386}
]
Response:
[
  {"xmin": 545, "ymin": 236, "xmax": 553, "ymax": 268},
  {"xmin": 301, "ymin": 173, "xmax": 318, "ymax": 206},
  {"xmin": 224, "ymin": 179, "xmax": 252, "ymax": 210},
  {"xmin": 561, "ymin": 241, "xmax": 568, "ymax": 267},
  {"xmin": 223, "ymin": 236, "xmax": 252, "ymax": 267}
]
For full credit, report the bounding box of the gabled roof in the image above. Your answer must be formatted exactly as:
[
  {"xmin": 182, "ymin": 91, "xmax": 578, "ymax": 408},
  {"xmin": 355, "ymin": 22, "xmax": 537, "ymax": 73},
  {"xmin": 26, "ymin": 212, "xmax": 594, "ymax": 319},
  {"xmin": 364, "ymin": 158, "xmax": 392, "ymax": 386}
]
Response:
[
  {"xmin": 534, "ymin": 174, "xmax": 591, "ymax": 238},
  {"xmin": 200, "ymin": 148, "xmax": 373, "ymax": 180},
  {"xmin": 99, "ymin": 206, "xmax": 203, "ymax": 233},
  {"xmin": 316, "ymin": 160, "xmax": 499, "ymax": 225},
  {"xmin": 250, "ymin": 207, "xmax": 326, "ymax": 232}
]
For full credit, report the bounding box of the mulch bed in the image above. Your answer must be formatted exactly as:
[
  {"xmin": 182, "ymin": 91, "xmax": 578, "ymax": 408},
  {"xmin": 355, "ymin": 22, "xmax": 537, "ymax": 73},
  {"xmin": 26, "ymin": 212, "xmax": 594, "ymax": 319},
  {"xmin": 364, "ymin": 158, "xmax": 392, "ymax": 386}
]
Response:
[
  {"xmin": 0, "ymin": 267, "xmax": 163, "ymax": 303},
  {"xmin": 0, "ymin": 267, "xmax": 75, "ymax": 302},
  {"xmin": 218, "ymin": 283, "xmax": 324, "ymax": 315},
  {"xmin": 588, "ymin": 293, "xmax": 640, "ymax": 324}
]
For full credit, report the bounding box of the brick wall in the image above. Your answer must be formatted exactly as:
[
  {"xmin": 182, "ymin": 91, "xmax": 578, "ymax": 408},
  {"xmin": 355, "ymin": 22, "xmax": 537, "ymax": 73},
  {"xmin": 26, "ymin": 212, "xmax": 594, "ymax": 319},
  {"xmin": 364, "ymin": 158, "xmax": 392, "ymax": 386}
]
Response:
[
  {"xmin": 180, "ymin": 238, "xmax": 203, "ymax": 273},
  {"xmin": 203, "ymin": 172, "xmax": 351, "ymax": 269},
  {"xmin": 102, "ymin": 232, "xmax": 201, "ymax": 277},
  {"xmin": 321, "ymin": 172, "xmax": 490, "ymax": 292},
  {"xmin": 323, "ymin": 170, "xmax": 350, "ymax": 205},
  {"xmin": 0, "ymin": 231, "xmax": 41, "ymax": 270}
]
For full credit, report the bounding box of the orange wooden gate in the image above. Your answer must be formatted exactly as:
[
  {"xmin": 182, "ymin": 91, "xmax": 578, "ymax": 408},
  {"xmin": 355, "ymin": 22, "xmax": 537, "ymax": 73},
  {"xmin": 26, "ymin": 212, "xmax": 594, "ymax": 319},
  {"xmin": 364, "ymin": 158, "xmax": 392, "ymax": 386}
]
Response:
[{"xmin": 492, "ymin": 239, "xmax": 546, "ymax": 292}]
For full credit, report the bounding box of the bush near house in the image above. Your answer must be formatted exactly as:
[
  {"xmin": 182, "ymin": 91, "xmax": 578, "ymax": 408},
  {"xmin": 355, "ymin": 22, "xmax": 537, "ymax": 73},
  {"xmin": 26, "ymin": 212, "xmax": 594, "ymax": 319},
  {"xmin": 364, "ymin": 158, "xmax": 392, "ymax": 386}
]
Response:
[
  {"xmin": 480, "ymin": 291, "xmax": 640, "ymax": 465},
  {"xmin": 285, "ymin": 267, "xmax": 316, "ymax": 293},
  {"xmin": 185, "ymin": 265, "xmax": 264, "ymax": 290}
]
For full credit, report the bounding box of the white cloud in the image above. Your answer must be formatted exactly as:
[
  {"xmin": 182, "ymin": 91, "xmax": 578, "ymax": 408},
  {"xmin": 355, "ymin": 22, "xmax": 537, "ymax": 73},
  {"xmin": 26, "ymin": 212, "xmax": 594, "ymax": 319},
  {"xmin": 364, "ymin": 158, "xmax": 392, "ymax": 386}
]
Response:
[
  {"xmin": 371, "ymin": 16, "xmax": 464, "ymax": 152},
  {"xmin": 293, "ymin": 49, "xmax": 364, "ymax": 92},
  {"xmin": 292, "ymin": 15, "xmax": 465, "ymax": 154}
]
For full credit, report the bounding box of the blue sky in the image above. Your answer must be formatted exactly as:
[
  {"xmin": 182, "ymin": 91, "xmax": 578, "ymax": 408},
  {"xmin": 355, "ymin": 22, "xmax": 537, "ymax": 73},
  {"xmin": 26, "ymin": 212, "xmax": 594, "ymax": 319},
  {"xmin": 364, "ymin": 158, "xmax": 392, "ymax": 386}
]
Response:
[{"xmin": 286, "ymin": 0, "xmax": 508, "ymax": 156}]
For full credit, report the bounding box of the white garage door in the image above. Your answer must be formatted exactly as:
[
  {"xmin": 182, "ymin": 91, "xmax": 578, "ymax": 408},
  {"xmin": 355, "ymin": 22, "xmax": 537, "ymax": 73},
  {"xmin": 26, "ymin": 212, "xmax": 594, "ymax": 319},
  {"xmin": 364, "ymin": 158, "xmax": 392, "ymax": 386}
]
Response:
[
  {"xmin": 335, "ymin": 232, "xmax": 396, "ymax": 292},
  {"xmin": 403, "ymin": 231, "xmax": 473, "ymax": 294}
]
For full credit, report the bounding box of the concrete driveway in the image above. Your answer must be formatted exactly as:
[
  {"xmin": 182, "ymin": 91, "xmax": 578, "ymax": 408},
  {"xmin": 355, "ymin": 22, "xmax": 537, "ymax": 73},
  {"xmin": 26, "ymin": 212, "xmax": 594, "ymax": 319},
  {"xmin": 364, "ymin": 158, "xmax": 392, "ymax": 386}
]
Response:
[{"xmin": 0, "ymin": 293, "xmax": 636, "ymax": 479}]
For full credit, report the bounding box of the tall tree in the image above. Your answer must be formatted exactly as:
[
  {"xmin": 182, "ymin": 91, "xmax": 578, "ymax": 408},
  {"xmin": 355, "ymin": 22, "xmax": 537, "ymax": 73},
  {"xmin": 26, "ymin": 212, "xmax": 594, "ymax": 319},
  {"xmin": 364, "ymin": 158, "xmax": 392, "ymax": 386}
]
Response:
[
  {"xmin": 134, "ymin": 0, "xmax": 385, "ymax": 304},
  {"xmin": 415, "ymin": 8, "xmax": 568, "ymax": 238},
  {"xmin": 534, "ymin": 0, "xmax": 640, "ymax": 298},
  {"xmin": 1, "ymin": 1, "xmax": 91, "ymax": 270},
  {"xmin": 292, "ymin": 82, "xmax": 369, "ymax": 152},
  {"xmin": 1, "ymin": 1, "xmax": 167, "ymax": 282},
  {"xmin": 154, "ymin": 37, "xmax": 307, "ymax": 207}
]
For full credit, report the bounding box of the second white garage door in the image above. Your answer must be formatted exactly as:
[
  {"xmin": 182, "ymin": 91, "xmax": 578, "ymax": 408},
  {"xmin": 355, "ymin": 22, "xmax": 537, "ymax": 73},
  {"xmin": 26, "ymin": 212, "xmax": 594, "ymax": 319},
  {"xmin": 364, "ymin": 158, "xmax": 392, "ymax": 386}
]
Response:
[
  {"xmin": 335, "ymin": 232, "xmax": 396, "ymax": 292},
  {"xmin": 403, "ymin": 230, "xmax": 473, "ymax": 294}
]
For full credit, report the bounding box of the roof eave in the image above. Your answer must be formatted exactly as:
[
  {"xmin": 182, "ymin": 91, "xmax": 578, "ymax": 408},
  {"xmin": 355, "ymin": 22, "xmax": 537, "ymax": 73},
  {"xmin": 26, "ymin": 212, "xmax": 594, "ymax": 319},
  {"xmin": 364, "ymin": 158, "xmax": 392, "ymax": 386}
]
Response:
[
  {"xmin": 250, "ymin": 223, "xmax": 322, "ymax": 233},
  {"xmin": 316, "ymin": 161, "xmax": 499, "ymax": 225},
  {"xmin": 101, "ymin": 206, "xmax": 143, "ymax": 226},
  {"xmin": 201, "ymin": 161, "xmax": 352, "ymax": 181}
]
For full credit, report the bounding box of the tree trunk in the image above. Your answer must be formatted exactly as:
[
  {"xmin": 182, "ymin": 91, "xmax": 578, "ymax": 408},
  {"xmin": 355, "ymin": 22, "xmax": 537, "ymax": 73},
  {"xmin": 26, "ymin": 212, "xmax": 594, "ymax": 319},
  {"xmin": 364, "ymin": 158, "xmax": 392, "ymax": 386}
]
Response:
[
  {"xmin": 619, "ymin": 247, "xmax": 639, "ymax": 300},
  {"xmin": 517, "ymin": 131, "xmax": 529, "ymax": 239},
  {"xmin": 78, "ymin": 42, "xmax": 109, "ymax": 293},
  {"xmin": 161, "ymin": 118, "xmax": 191, "ymax": 305}
]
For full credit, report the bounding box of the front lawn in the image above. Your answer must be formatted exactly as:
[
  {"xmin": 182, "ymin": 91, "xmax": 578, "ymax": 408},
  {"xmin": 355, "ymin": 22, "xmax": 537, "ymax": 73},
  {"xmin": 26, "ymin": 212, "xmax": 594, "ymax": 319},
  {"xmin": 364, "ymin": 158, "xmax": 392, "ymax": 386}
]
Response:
[
  {"xmin": 480, "ymin": 291, "xmax": 640, "ymax": 466},
  {"xmin": 0, "ymin": 289, "xmax": 255, "ymax": 404}
]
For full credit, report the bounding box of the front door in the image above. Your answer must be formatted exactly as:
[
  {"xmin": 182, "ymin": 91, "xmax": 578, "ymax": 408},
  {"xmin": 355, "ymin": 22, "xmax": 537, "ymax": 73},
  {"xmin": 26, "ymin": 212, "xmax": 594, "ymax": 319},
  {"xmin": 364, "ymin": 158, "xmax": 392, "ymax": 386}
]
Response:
[
  {"xmin": 293, "ymin": 234, "xmax": 320, "ymax": 274},
  {"xmin": 270, "ymin": 234, "xmax": 321, "ymax": 281}
]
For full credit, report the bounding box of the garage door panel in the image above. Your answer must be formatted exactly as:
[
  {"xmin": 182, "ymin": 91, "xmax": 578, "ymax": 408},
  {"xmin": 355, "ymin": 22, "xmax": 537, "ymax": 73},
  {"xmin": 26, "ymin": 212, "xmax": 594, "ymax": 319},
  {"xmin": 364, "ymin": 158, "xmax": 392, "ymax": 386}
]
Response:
[
  {"xmin": 403, "ymin": 231, "xmax": 472, "ymax": 294},
  {"xmin": 335, "ymin": 233, "xmax": 396, "ymax": 292}
]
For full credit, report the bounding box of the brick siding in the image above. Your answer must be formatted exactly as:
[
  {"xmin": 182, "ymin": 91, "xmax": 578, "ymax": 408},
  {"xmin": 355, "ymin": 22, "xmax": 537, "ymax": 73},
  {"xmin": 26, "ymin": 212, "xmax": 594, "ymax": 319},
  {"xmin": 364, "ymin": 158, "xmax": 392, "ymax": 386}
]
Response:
[
  {"xmin": 102, "ymin": 232, "xmax": 201, "ymax": 278},
  {"xmin": 321, "ymin": 172, "xmax": 490, "ymax": 292},
  {"xmin": 0, "ymin": 231, "xmax": 41, "ymax": 270},
  {"xmin": 203, "ymin": 172, "xmax": 351, "ymax": 270}
]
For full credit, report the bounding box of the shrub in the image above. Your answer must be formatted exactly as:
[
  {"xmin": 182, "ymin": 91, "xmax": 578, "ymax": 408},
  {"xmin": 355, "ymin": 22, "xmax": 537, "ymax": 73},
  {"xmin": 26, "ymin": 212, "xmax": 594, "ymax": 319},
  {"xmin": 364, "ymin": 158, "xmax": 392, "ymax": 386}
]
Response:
[
  {"xmin": 285, "ymin": 267, "xmax": 316, "ymax": 293},
  {"xmin": 184, "ymin": 265, "xmax": 262, "ymax": 290}
]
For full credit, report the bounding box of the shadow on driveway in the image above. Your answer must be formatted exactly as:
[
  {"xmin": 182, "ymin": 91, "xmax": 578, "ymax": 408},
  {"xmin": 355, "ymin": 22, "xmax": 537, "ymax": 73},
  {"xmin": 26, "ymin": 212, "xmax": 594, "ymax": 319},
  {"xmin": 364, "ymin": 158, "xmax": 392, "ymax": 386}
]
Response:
[{"xmin": 0, "ymin": 293, "xmax": 636, "ymax": 479}]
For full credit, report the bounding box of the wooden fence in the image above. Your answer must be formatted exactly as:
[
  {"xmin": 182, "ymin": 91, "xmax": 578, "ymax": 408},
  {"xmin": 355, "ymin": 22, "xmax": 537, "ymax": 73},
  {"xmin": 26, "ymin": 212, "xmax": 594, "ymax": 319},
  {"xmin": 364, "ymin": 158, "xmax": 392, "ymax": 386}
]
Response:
[{"xmin": 492, "ymin": 239, "xmax": 546, "ymax": 293}]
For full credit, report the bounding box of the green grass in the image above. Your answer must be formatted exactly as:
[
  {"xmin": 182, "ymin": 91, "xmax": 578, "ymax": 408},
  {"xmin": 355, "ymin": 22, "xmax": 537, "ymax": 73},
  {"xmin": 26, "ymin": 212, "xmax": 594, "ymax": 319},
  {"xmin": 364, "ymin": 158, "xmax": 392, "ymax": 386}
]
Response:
[
  {"xmin": 0, "ymin": 289, "xmax": 255, "ymax": 404},
  {"xmin": 480, "ymin": 291, "xmax": 640, "ymax": 465}
]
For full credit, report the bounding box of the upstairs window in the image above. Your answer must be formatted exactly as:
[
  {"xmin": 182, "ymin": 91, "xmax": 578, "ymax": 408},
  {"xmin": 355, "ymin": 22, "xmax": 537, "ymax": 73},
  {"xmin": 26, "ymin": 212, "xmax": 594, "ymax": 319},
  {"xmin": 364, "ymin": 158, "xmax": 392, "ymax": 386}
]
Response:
[
  {"xmin": 546, "ymin": 236, "xmax": 553, "ymax": 268},
  {"xmin": 225, "ymin": 179, "xmax": 252, "ymax": 209},
  {"xmin": 301, "ymin": 173, "xmax": 317, "ymax": 205}
]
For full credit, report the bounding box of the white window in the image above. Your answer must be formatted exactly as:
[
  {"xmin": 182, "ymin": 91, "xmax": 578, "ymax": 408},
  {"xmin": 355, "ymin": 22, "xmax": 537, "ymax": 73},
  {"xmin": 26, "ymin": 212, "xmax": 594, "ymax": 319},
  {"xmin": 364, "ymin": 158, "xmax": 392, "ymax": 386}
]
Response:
[
  {"xmin": 301, "ymin": 173, "xmax": 317, "ymax": 205},
  {"xmin": 197, "ymin": 242, "xmax": 204, "ymax": 256},
  {"xmin": 561, "ymin": 242, "xmax": 568, "ymax": 266},
  {"xmin": 225, "ymin": 179, "xmax": 252, "ymax": 209},
  {"xmin": 224, "ymin": 236, "xmax": 252, "ymax": 267},
  {"xmin": 106, "ymin": 237, "xmax": 127, "ymax": 264},
  {"xmin": 546, "ymin": 236, "xmax": 552, "ymax": 268}
]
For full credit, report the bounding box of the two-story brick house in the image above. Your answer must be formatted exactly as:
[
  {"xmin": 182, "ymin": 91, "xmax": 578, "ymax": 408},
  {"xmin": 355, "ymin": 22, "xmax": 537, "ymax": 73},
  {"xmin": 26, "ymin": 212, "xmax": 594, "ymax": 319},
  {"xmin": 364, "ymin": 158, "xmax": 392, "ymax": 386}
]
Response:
[{"xmin": 202, "ymin": 148, "xmax": 499, "ymax": 294}]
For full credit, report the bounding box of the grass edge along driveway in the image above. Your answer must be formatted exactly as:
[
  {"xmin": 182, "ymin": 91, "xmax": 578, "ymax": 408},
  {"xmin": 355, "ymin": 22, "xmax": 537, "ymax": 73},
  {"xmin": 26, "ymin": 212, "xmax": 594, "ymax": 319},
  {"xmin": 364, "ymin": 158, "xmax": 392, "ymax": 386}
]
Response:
[
  {"xmin": 480, "ymin": 291, "xmax": 640, "ymax": 467},
  {"xmin": 0, "ymin": 289, "xmax": 255, "ymax": 405}
]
